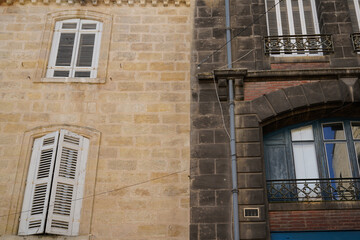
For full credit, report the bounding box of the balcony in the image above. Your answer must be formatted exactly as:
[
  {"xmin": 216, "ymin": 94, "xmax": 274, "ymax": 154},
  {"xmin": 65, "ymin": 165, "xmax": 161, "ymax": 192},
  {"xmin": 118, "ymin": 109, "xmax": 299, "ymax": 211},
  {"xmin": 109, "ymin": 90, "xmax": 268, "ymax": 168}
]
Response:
[
  {"xmin": 267, "ymin": 178, "xmax": 360, "ymax": 202},
  {"xmin": 351, "ymin": 33, "xmax": 360, "ymax": 52},
  {"xmin": 264, "ymin": 34, "xmax": 333, "ymax": 55}
]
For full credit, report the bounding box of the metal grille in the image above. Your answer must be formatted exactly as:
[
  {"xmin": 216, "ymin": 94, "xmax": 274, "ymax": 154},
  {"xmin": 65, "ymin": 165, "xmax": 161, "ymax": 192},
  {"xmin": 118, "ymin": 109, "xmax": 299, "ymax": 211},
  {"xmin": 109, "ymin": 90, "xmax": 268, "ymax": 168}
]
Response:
[
  {"xmin": 351, "ymin": 33, "xmax": 360, "ymax": 52},
  {"xmin": 264, "ymin": 34, "xmax": 333, "ymax": 55},
  {"xmin": 267, "ymin": 178, "xmax": 360, "ymax": 202}
]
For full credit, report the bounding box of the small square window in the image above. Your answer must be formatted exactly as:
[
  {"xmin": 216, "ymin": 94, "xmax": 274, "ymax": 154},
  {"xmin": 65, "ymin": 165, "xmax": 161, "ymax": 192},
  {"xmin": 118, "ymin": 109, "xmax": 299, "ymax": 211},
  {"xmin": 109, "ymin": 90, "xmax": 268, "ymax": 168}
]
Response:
[{"xmin": 244, "ymin": 208, "xmax": 259, "ymax": 217}]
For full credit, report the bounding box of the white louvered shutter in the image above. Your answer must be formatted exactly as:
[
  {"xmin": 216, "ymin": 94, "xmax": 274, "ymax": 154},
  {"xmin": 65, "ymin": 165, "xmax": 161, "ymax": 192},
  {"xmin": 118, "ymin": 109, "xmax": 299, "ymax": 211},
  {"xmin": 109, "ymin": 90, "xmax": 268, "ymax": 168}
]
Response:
[
  {"xmin": 18, "ymin": 131, "xmax": 60, "ymax": 235},
  {"xmin": 45, "ymin": 130, "xmax": 89, "ymax": 236}
]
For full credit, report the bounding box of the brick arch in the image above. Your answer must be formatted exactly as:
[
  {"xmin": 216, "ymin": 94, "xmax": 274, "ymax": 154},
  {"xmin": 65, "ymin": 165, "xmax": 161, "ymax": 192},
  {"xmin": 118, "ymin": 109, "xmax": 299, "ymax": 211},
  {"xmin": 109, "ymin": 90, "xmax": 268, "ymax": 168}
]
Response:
[{"xmin": 250, "ymin": 79, "xmax": 360, "ymax": 125}]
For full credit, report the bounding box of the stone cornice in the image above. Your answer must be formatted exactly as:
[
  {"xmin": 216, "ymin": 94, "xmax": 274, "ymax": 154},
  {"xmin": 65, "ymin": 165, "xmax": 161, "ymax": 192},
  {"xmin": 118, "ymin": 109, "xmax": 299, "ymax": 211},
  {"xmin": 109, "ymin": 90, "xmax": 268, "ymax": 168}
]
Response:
[
  {"xmin": 198, "ymin": 68, "xmax": 360, "ymax": 82},
  {"xmin": 2, "ymin": 0, "xmax": 190, "ymax": 6},
  {"xmin": 198, "ymin": 68, "xmax": 360, "ymax": 101}
]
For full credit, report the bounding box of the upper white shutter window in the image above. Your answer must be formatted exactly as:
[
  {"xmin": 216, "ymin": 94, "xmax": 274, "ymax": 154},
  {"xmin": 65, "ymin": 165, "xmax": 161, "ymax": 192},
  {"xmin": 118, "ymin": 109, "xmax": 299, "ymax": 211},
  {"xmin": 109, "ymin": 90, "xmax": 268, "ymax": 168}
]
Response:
[
  {"xmin": 265, "ymin": 0, "xmax": 320, "ymax": 36},
  {"xmin": 348, "ymin": 0, "xmax": 360, "ymax": 31},
  {"xmin": 19, "ymin": 130, "xmax": 89, "ymax": 236},
  {"xmin": 46, "ymin": 19, "xmax": 103, "ymax": 78}
]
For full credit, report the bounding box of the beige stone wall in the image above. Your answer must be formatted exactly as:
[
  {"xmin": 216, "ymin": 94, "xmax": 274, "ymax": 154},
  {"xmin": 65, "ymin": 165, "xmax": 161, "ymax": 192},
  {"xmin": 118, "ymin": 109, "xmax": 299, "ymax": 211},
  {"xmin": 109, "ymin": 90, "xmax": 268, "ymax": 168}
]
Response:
[{"xmin": 0, "ymin": 2, "xmax": 192, "ymax": 239}]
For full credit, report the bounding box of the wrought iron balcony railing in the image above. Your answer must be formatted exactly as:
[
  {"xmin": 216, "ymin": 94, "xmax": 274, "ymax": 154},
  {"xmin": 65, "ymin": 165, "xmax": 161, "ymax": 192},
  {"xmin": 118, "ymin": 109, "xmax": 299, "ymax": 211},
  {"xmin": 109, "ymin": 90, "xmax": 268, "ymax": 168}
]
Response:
[
  {"xmin": 351, "ymin": 33, "xmax": 360, "ymax": 52},
  {"xmin": 267, "ymin": 178, "xmax": 360, "ymax": 202},
  {"xmin": 264, "ymin": 34, "xmax": 333, "ymax": 55}
]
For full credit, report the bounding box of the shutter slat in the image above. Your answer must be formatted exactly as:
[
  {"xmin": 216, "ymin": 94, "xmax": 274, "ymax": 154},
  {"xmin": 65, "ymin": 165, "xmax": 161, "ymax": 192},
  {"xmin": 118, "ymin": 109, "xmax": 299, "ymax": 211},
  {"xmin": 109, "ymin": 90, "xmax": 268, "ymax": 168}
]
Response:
[
  {"xmin": 46, "ymin": 130, "xmax": 89, "ymax": 236},
  {"xmin": 18, "ymin": 131, "xmax": 60, "ymax": 235}
]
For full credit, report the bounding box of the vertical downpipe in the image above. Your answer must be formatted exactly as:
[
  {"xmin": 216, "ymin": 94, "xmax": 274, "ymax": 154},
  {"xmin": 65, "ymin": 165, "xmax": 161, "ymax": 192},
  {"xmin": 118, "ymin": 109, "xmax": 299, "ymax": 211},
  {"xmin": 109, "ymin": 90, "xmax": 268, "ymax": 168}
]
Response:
[
  {"xmin": 224, "ymin": 0, "xmax": 240, "ymax": 239},
  {"xmin": 229, "ymin": 80, "xmax": 240, "ymax": 240}
]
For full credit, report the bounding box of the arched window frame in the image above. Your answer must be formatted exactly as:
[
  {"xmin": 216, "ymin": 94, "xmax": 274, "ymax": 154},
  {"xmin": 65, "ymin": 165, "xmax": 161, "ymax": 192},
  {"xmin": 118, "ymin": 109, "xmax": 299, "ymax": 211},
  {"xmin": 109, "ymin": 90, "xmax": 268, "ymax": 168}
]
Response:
[
  {"xmin": 6, "ymin": 125, "xmax": 100, "ymax": 236},
  {"xmin": 46, "ymin": 19, "xmax": 103, "ymax": 79},
  {"xmin": 264, "ymin": 119, "xmax": 360, "ymax": 181},
  {"xmin": 34, "ymin": 10, "xmax": 112, "ymax": 83},
  {"xmin": 18, "ymin": 129, "xmax": 89, "ymax": 236}
]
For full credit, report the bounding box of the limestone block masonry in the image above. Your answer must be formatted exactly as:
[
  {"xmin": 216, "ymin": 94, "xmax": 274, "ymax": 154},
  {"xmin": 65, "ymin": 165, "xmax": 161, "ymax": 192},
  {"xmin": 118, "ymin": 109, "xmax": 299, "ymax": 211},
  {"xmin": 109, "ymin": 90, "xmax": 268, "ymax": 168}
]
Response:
[{"xmin": 0, "ymin": 1, "xmax": 193, "ymax": 239}]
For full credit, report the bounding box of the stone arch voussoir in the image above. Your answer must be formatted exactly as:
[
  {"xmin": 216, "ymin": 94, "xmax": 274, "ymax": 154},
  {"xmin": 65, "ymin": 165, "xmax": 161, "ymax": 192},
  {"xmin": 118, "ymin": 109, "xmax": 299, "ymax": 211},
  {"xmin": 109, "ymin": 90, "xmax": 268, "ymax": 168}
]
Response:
[{"xmin": 250, "ymin": 79, "xmax": 360, "ymax": 123}]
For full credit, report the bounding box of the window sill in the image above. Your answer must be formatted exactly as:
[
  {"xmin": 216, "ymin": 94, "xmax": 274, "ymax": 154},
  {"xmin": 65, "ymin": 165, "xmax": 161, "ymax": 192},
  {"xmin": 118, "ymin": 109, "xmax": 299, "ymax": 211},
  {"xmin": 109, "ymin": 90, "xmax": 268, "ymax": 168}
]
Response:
[
  {"xmin": 269, "ymin": 55, "xmax": 330, "ymax": 63},
  {"xmin": 269, "ymin": 201, "xmax": 360, "ymax": 211},
  {"xmin": 37, "ymin": 77, "xmax": 105, "ymax": 84}
]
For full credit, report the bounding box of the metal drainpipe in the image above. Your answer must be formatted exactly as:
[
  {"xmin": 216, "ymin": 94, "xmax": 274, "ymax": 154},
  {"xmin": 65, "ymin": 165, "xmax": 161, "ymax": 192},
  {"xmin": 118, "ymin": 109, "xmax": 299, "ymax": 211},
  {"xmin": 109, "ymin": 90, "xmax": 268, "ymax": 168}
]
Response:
[{"xmin": 224, "ymin": 0, "xmax": 240, "ymax": 239}]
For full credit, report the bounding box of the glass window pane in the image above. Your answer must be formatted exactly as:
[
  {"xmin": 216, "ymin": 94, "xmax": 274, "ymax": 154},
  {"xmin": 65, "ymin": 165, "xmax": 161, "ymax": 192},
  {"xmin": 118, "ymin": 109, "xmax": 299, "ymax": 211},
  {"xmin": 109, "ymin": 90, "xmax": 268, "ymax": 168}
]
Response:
[
  {"xmin": 76, "ymin": 34, "xmax": 95, "ymax": 67},
  {"xmin": 55, "ymin": 33, "xmax": 75, "ymax": 66},
  {"xmin": 303, "ymin": 0, "xmax": 316, "ymax": 34},
  {"xmin": 293, "ymin": 142, "xmax": 319, "ymax": 179},
  {"xmin": 351, "ymin": 122, "xmax": 360, "ymax": 139},
  {"xmin": 323, "ymin": 123, "xmax": 345, "ymax": 140},
  {"xmin": 291, "ymin": 125, "xmax": 314, "ymax": 141},
  {"xmin": 293, "ymin": 142, "xmax": 319, "ymax": 199},
  {"xmin": 82, "ymin": 24, "xmax": 97, "ymax": 30},
  {"xmin": 280, "ymin": 0, "xmax": 290, "ymax": 35},
  {"xmin": 62, "ymin": 23, "xmax": 77, "ymax": 29},
  {"xmin": 74, "ymin": 71, "xmax": 91, "ymax": 78},
  {"xmin": 355, "ymin": 143, "xmax": 360, "ymax": 163},
  {"xmin": 325, "ymin": 143, "xmax": 352, "ymax": 178},
  {"xmin": 292, "ymin": 0, "xmax": 302, "ymax": 34},
  {"xmin": 267, "ymin": 0, "xmax": 279, "ymax": 35},
  {"xmin": 53, "ymin": 71, "xmax": 69, "ymax": 77}
]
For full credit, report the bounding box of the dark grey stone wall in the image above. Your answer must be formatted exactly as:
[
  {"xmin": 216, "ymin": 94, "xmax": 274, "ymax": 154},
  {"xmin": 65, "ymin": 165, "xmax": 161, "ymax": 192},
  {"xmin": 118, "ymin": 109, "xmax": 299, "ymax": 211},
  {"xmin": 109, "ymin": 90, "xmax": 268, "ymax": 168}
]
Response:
[
  {"xmin": 193, "ymin": 0, "xmax": 269, "ymax": 72},
  {"xmin": 192, "ymin": 1, "xmax": 233, "ymax": 238},
  {"xmin": 235, "ymin": 102, "xmax": 268, "ymax": 240},
  {"xmin": 194, "ymin": 0, "xmax": 227, "ymax": 73},
  {"xmin": 230, "ymin": 0, "xmax": 268, "ymax": 70},
  {"xmin": 192, "ymin": 0, "xmax": 360, "ymax": 239},
  {"xmin": 190, "ymin": 80, "xmax": 232, "ymax": 240},
  {"xmin": 317, "ymin": 0, "xmax": 359, "ymax": 67},
  {"xmin": 193, "ymin": 0, "xmax": 360, "ymax": 72}
]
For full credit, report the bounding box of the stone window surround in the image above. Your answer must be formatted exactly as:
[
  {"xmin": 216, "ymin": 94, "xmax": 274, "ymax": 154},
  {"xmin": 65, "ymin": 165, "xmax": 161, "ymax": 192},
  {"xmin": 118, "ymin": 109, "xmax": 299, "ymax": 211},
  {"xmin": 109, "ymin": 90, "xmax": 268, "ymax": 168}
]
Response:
[
  {"xmin": 6, "ymin": 124, "xmax": 101, "ymax": 237},
  {"xmin": 35, "ymin": 10, "xmax": 112, "ymax": 84},
  {"xmin": 46, "ymin": 19, "xmax": 103, "ymax": 79}
]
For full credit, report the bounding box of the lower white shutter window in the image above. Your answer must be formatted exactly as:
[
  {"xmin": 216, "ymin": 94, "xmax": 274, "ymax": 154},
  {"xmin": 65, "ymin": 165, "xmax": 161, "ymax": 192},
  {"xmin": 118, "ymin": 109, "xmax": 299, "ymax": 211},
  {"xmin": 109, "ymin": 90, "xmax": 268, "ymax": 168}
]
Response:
[{"xmin": 19, "ymin": 130, "xmax": 89, "ymax": 236}]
